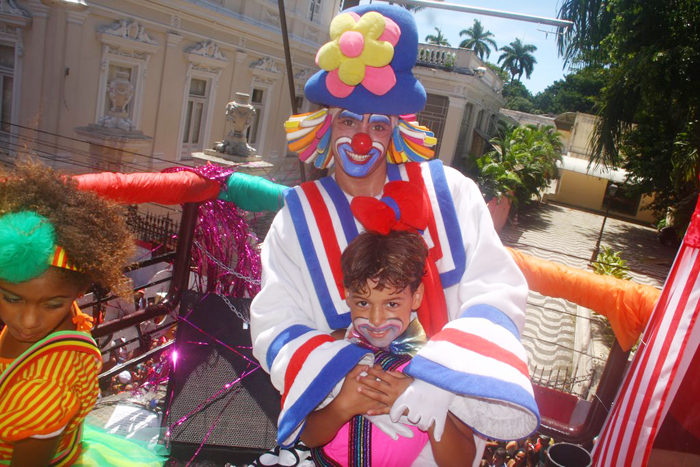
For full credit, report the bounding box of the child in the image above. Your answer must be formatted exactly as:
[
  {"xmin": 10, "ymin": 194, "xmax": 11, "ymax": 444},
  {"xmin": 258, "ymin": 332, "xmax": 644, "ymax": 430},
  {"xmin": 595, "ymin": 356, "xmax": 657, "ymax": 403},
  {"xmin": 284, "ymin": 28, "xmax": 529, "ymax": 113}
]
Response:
[
  {"xmin": 301, "ymin": 229, "xmax": 476, "ymax": 467},
  {"xmin": 0, "ymin": 161, "xmax": 160, "ymax": 466}
]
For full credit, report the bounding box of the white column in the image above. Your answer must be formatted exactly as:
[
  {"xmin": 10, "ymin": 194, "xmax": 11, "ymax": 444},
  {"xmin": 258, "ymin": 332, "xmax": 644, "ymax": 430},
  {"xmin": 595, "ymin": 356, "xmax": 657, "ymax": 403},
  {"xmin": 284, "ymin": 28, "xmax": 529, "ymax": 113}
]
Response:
[
  {"xmin": 438, "ymin": 95, "xmax": 467, "ymax": 166},
  {"xmin": 151, "ymin": 32, "xmax": 184, "ymax": 165},
  {"xmin": 58, "ymin": 9, "xmax": 89, "ymax": 158}
]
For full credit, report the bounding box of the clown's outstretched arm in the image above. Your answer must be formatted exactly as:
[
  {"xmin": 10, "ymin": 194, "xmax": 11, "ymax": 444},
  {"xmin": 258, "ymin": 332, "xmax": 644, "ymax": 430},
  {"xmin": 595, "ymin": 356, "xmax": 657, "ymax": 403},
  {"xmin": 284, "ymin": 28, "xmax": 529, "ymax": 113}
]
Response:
[
  {"xmin": 250, "ymin": 204, "xmax": 370, "ymax": 447},
  {"xmin": 404, "ymin": 166, "xmax": 539, "ymax": 441}
]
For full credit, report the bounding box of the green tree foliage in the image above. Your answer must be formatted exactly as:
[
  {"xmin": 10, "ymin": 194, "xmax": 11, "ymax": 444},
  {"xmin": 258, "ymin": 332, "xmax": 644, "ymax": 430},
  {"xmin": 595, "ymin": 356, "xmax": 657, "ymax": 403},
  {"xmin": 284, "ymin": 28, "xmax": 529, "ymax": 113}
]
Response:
[
  {"xmin": 497, "ymin": 39, "xmax": 537, "ymax": 82},
  {"xmin": 425, "ymin": 27, "xmax": 450, "ymax": 47},
  {"xmin": 533, "ymin": 67, "xmax": 608, "ymax": 115},
  {"xmin": 501, "ymin": 80, "xmax": 536, "ymax": 113},
  {"xmin": 475, "ymin": 124, "xmax": 564, "ymax": 208},
  {"xmin": 502, "ymin": 80, "xmax": 533, "ymax": 101},
  {"xmin": 459, "ymin": 20, "xmax": 498, "ymax": 60},
  {"xmin": 556, "ymin": 0, "xmax": 700, "ymax": 232}
]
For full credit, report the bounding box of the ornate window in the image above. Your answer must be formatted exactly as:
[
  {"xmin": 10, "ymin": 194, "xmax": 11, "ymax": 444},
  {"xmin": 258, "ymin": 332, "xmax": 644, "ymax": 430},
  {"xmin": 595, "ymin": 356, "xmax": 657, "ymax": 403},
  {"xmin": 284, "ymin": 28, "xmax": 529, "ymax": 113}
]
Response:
[
  {"xmin": 178, "ymin": 40, "xmax": 227, "ymax": 160},
  {"xmin": 0, "ymin": 0, "xmax": 29, "ymax": 138},
  {"xmin": 0, "ymin": 43, "xmax": 14, "ymax": 133},
  {"xmin": 308, "ymin": 0, "xmax": 322, "ymax": 21},
  {"xmin": 248, "ymin": 56, "xmax": 281, "ymax": 156},
  {"xmin": 96, "ymin": 19, "xmax": 159, "ymax": 130}
]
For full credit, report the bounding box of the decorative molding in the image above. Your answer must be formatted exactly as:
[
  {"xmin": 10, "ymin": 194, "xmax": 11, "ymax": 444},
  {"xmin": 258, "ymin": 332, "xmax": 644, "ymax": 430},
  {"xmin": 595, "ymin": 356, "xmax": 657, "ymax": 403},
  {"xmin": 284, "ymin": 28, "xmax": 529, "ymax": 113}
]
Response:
[
  {"xmin": 0, "ymin": 22, "xmax": 23, "ymax": 56},
  {"xmin": 66, "ymin": 10, "xmax": 89, "ymax": 26},
  {"xmin": 185, "ymin": 40, "xmax": 227, "ymax": 75},
  {"xmin": 249, "ymin": 56, "xmax": 279, "ymax": 74},
  {"xmin": 170, "ymin": 15, "xmax": 180, "ymax": 29},
  {"xmin": 24, "ymin": 0, "xmax": 47, "ymax": 19},
  {"xmin": 238, "ymin": 36, "xmax": 246, "ymax": 48},
  {"xmin": 294, "ymin": 68, "xmax": 313, "ymax": 82},
  {"xmin": 186, "ymin": 40, "xmax": 226, "ymax": 62},
  {"xmin": 98, "ymin": 19, "xmax": 158, "ymax": 51},
  {"xmin": 262, "ymin": 8, "xmax": 280, "ymax": 28},
  {"xmin": 235, "ymin": 50, "xmax": 247, "ymax": 63},
  {"xmin": 191, "ymin": 62, "xmax": 224, "ymax": 76},
  {"xmin": 253, "ymin": 75, "xmax": 274, "ymax": 86},
  {"xmin": 105, "ymin": 44, "xmax": 148, "ymax": 62},
  {"xmin": 0, "ymin": 0, "xmax": 29, "ymax": 18}
]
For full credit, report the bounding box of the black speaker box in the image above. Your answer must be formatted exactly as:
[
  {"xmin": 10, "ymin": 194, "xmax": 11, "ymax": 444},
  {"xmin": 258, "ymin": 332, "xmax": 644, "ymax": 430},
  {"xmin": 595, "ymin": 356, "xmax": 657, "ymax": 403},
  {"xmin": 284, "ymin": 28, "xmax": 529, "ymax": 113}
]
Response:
[{"xmin": 164, "ymin": 292, "xmax": 281, "ymax": 464}]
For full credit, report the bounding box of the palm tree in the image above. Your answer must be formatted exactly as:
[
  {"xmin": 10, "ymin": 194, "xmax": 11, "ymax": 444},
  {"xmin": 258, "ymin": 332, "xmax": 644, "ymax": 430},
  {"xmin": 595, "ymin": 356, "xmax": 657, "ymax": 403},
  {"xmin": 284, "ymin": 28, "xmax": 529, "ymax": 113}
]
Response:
[
  {"xmin": 458, "ymin": 20, "xmax": 497, "ymax": 60},
  {"xmin": 425, "ymin": 27, "xmax": 450, "ymax": 47},
  {"xmin": 497, "ymin": 39, "xmax": 537, "ymax": 82}
]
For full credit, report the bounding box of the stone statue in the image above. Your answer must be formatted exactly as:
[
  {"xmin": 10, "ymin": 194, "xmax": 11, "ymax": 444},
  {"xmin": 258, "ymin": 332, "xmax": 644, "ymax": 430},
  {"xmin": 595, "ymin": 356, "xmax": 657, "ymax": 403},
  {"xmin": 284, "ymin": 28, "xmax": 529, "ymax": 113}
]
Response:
[
  {"xmin": 215, "ymin": 92, "xmax": 258, "ymax": 157},
  {"xmin": 98, "ymin": 70, "xmax": 136, "ymax": 131}
]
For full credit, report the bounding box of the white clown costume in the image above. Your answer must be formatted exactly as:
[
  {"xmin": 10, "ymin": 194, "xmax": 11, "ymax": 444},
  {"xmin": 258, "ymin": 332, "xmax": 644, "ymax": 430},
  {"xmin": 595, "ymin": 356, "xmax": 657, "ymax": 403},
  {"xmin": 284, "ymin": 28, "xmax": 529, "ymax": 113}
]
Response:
[{"xmin": 250, "ymin": 4, "xmax": 539, "ymax": 465}]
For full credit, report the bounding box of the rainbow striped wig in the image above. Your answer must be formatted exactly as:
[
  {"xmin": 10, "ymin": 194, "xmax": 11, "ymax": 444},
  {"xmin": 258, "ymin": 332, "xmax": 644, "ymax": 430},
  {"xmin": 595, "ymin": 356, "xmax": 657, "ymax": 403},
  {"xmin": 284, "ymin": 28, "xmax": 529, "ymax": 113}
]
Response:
[{"xmin": 284, "ymin": 108, "xmax": 437, "ymax": 169}]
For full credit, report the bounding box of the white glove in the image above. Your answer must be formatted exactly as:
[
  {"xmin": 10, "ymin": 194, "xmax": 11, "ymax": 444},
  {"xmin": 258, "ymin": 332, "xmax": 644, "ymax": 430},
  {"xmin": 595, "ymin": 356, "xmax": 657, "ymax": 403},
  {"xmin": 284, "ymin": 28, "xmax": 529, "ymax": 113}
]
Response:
[
  {"xmin": 389, "ymin": 378, "xmax": 454, "ymax": 441},
  {"xmin": 364, "ymin": 413, "xmax": 415, "ymax": 440}
]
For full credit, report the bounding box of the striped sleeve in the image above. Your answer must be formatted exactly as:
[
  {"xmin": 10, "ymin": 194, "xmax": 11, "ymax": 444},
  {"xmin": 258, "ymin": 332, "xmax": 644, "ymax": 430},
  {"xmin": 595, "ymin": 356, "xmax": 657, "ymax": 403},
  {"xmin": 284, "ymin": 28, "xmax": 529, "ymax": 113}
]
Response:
[
  {"xmin": 0, "ymin": 349, "xmax": 100, "ymax": 443},
  {"xmin": 406, "ymin": 305, "xmax": 539, "ymax": 440},
  {"xmin": 0, "ymin": 378, "xmax": 79, "ymax": 441}
]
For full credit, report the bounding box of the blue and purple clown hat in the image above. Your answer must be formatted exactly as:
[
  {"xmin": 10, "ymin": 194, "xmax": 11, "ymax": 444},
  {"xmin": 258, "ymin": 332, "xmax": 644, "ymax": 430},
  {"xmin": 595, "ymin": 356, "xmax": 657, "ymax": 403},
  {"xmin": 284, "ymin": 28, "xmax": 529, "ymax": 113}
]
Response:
[
  {"xmin": 304, "ymin": 3, "xmax": 426, "ymax": 116},
  {"xmin": 284, "ymin": 4, "xmax": 436, "ymax": 169}
]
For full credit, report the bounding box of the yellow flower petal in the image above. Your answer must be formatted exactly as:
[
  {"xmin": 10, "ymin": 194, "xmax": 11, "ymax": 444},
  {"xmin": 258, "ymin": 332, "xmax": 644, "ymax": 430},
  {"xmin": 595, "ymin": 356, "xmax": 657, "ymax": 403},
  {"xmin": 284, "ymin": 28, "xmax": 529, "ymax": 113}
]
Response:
[
  {"xmin": 329, "ymin": 13, "xmax": 358, "ymax": 40},
  {"xmin": 354, "ymin": 12, "xmax": 386, "ymax": 40},
  {"xmin": 317, "ymin": 42, "xmax": 343, "ymax": 71},
  {"xmin": 359, "ymin": 40, "xmax": 394, "ymax": 68},
  {"xmin": 338, "ymin": 58, "xmax": 366, "ymax": 86}
]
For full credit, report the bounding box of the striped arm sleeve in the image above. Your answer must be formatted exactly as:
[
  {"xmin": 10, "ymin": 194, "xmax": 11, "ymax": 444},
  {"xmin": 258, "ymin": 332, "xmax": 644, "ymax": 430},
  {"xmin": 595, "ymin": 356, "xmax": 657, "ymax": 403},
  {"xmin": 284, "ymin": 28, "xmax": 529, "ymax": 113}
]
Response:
[
  {"xmin": 406, "ymin": 304, "xmax": 539, "ymax": 440},
  {"xmin": 266, "ymin": 324, "xmax": 370, "ymax": 446},
  {"xmin": 0, "ymin": 378, "xmax": 80, "ymax": 442}
]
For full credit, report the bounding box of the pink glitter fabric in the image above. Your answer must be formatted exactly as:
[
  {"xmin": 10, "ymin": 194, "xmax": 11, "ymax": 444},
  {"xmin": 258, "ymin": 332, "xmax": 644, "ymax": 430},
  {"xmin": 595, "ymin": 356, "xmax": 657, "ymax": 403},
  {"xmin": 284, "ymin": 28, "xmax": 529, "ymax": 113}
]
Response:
[{"xmin": 163, "ymin": 165, "xmax": 262, "ymax": 297}]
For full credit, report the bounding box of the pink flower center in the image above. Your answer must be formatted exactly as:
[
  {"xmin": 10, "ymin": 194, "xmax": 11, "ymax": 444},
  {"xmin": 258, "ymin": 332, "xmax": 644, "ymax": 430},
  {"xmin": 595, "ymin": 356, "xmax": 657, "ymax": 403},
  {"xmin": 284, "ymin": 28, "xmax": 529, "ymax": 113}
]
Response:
[{"xmin": 339, "ymin": 31, "xmax": 364, "ymax": 58}]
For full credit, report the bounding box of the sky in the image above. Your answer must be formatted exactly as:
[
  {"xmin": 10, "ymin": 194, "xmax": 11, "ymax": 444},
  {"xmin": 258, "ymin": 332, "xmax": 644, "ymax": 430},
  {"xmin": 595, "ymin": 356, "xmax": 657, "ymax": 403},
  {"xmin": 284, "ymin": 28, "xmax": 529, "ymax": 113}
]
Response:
[{"xmin": 359, "ymin": 0, "xmax": 570, "ymax": 95}]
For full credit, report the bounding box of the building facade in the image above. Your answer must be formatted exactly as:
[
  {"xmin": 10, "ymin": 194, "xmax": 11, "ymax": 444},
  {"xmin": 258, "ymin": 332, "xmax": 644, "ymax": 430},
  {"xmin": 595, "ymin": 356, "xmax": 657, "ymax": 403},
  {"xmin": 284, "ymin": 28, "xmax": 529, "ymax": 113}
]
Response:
[
  {"xmin": 549, "ymin": 112, "xmax": 655, "ymax": 224},
  {"xmin": 1, "ymin": 0, "xmax": 503, "ymax": 182}
]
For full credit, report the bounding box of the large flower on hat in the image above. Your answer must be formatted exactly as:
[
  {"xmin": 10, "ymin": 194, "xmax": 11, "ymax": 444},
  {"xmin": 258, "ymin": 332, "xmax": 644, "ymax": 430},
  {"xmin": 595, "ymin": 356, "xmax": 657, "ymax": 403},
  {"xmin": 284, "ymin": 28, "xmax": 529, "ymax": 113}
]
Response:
[{"xmin": 315, "ymin": 11, "xmax": 401, "ymax": 98}]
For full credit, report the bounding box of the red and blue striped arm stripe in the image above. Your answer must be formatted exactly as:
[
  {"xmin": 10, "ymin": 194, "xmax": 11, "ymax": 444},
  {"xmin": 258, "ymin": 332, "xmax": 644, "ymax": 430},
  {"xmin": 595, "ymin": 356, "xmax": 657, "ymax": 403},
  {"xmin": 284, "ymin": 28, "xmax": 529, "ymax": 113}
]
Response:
[
  {"xmin": 405, "ymin": 304, "xmax": 540, "ymax": 440},
  {"xmin": 266, "ymin": 324, "xmax": 370, "ymax": 447}
]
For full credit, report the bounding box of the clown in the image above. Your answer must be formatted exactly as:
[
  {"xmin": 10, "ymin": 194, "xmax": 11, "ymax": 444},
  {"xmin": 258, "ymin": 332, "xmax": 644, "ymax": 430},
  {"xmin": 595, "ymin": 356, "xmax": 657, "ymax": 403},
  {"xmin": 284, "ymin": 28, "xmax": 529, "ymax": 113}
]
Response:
[{"xmin": 250, "ymin": 4, "xmax": 539, "ymax": 466}]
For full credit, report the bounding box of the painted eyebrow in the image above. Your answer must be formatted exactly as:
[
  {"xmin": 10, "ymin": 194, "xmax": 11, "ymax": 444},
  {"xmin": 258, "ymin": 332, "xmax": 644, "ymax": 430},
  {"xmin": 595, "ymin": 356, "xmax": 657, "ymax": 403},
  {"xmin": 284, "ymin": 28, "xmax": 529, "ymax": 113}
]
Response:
[
  {"xmin": 0, "ymin": 286, "xmax": 70, "ymax": 301},
  {"xmin": 339, "ymin": 110, "xmax": 363, "ymax": 121},
  {"xmin": 0, "ymin": 286, "xmax": 21, "ymax": 298},
  {"xmin": 368, "ymin": 115, "xmax": 391, "ymax": 124}
]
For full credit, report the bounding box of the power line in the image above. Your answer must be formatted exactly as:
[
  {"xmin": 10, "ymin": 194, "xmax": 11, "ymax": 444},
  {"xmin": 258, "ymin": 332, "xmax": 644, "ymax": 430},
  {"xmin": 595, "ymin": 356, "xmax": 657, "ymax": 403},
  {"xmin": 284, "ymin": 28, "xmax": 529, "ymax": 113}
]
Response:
[{"xmin": 2, "ymin": 121, "xmax": 197, "ymax": 170}]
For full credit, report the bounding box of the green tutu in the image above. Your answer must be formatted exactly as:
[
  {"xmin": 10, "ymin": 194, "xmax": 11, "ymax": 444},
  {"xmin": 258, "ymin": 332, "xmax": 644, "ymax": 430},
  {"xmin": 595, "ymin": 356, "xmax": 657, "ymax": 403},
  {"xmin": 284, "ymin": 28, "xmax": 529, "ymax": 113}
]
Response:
[{"xmin": 75, "ymin": 424, "xmax": 168, "ymax": 467}]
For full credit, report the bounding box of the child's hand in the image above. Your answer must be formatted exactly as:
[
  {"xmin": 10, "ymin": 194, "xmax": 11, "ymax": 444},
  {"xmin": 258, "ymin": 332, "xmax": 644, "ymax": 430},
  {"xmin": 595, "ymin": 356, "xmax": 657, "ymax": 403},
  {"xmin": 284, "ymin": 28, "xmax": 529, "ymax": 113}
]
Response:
[
  {"xmin": 357, "ymin": 365, "xmax": 414, "ymax": 415},
  {"xmin": 332, "ymin": 365, "xmax": 387, "ymax": 420}
]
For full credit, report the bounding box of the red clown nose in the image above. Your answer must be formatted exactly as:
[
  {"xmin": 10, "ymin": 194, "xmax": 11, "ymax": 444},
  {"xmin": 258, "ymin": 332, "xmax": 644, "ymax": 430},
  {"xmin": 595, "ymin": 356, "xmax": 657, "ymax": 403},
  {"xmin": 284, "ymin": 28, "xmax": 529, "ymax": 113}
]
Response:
[{"xmin": 351, "ymin": 133, "xmax": 373, "ymax": 155}]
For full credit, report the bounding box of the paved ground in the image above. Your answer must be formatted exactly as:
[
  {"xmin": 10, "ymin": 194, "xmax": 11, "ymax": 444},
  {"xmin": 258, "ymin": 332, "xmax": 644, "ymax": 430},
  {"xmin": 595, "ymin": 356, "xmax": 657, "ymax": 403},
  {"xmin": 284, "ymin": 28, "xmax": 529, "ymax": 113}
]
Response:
[{"xmin": 498, "ymin": 201, "xmax": 678, "ymax": 394}]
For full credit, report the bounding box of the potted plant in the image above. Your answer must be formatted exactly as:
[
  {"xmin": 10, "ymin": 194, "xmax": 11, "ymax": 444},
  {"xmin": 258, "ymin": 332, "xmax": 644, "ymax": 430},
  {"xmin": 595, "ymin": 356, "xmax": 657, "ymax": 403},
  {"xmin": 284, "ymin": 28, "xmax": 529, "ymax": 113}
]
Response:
[{"xmin": 462, "ymin": 123, "xmax": 563, "ymax": 232}]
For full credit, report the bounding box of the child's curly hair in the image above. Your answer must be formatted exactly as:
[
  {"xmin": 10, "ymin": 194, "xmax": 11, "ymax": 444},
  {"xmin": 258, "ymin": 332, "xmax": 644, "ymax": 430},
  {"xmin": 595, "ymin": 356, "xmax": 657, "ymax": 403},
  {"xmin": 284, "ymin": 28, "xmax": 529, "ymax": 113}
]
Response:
[
  {"xmin": 341, "ymin": 230, "xmax": 427, "ymax": 295},
  {"xmin": 0, "ymin": 161, "xmax": 135, "ymax": 296}
]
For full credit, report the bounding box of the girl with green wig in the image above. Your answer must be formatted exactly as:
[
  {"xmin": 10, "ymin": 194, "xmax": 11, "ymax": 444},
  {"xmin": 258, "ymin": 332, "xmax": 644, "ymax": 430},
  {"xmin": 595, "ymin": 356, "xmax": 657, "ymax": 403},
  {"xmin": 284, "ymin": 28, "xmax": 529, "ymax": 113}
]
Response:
[{"xmin": 0, "ymin": 161, "xmax": 164, "ymax": 466}]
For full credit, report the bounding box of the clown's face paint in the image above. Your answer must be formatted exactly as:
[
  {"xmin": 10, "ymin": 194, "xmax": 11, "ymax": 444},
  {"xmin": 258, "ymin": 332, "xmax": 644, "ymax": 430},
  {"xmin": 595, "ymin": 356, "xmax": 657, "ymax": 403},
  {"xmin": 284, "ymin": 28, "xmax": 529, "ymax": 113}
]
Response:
[
  {"xmin": 345, "ymin": 280, "xmax": 423, "ymax": 349},
  {"xmin": 331, "ymin": 110, "xmax": 395, "ymax": 179}
]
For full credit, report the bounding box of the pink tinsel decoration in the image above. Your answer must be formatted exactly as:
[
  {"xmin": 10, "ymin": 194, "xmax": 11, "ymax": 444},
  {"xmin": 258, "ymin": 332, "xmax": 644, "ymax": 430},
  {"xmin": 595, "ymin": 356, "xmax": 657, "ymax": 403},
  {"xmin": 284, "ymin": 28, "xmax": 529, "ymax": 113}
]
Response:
[{"xmin": 163, "ymin": 164, "xmax": 262, "ymax": 297}]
